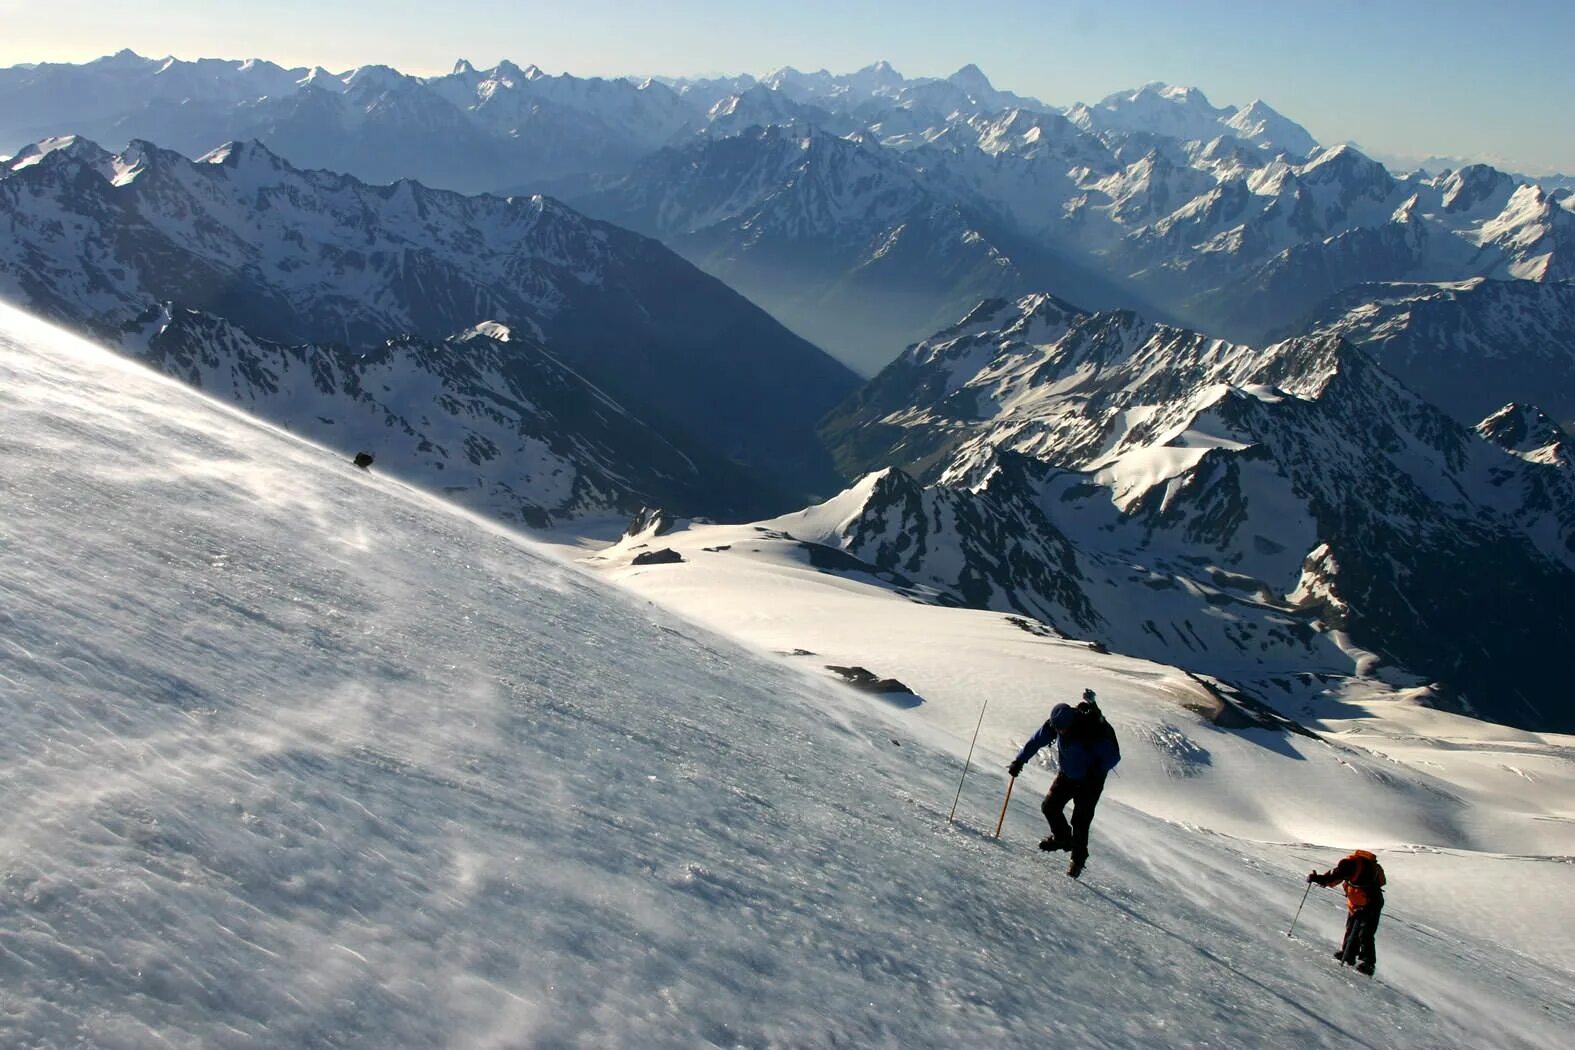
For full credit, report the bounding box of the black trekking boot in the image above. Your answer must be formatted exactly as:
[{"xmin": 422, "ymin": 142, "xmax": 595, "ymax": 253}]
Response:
[
  {"xmin": 1039, "ymin": 836, "xmax": 1068, "ymax": 852},
  {"xmin": 1356, "ymin": 961, "xmax": 1374, "ymax": 976},
  {"xmin": 1067, "ymin": 855, "xmax": 1086, "ymax": 879}
]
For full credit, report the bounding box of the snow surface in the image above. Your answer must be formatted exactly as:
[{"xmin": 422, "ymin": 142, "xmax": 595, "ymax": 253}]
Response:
[{"xmin": 3, "ymin": 302, "xmax": 1572, "ymax": 1047}]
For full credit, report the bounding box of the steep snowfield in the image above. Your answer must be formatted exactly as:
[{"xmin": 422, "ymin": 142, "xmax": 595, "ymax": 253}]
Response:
[
  {"xmin": 591, "ymin": 519, "xmax": 1575, "ymax": 855},
  {"xmin": 3, "ymin": 301, "xmax": 1572, "ymax": 1047}
]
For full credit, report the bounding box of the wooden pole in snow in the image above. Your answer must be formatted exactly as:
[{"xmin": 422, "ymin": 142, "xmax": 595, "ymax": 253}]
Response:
[{"xmin": 993, "ymin": 777, "xmax": 1016, "ymax": 839}]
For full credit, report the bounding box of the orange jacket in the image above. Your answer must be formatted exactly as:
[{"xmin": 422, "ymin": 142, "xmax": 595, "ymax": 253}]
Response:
[{"xmin": 1312, "ymin": 850, "xmax": 1386, "ymax": 911}]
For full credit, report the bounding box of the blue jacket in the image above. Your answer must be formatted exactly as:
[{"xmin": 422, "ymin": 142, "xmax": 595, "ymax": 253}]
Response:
[{"xmin": 1014, "ymin": 705, "xmax": 1120, "ymax": 781}]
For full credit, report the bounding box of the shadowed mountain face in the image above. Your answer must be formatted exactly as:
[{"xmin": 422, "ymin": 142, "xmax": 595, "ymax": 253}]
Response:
[
  {"xmin": 0, "ymin": 136, "xmax": 860, "ymax": 508},
  {"xmin": 1298, "ymin": 278, "xmax": 1575, "ymax": 428},
  {"xmin": 818, "ymin": 294, "xmax": 1575, "ymax": 732},
  {"xmin": 570, "ymin": 124, "xmax": 1137, "ymax": 375},
  {"xmin": 120, "ymin": 307, "xmax": 786, "ymax": 526}
]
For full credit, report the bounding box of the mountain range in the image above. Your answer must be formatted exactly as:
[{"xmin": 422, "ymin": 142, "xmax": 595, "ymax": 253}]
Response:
[
  {"xmin": 0, "ymin": 134, "xmax": 858, "ymax": 518},
  {"xmin": 8, "ymin": 52, "xmax": 1571, "ymax": 375},
  {"xmin": 816, "ymin": 293, "xmax": 1575, "ymax": 731}
]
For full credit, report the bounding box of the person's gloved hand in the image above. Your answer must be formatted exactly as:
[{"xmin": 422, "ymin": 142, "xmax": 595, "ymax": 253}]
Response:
[
  {"xmin": 1306, "ymin": 872, "xmax": 1318, "ymax": 883},
  {"xmin": 1008, "ymin": 760, "xmax": 1024, "ymax": 777}
]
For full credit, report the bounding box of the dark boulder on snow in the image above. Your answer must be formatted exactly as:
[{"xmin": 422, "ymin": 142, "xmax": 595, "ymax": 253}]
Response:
[
  {"xmin": 632, "ymin": 547, "xmax": 685, "ymax": 566},
  {"xmin": 826, "ymin": 665, "xmax": 922, "ymax": 707},
  {"xmin": 352, "ymin": 451, "xmax": 375, "ymax": 469}
]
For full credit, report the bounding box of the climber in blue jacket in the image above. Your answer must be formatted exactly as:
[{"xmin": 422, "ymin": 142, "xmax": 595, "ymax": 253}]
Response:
[{"xmin": 1008, "ymin": 689, "xmax": 1121, "ymax": 879}]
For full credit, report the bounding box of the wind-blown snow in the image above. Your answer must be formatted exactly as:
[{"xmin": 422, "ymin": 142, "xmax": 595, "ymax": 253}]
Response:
[{"xmin": 2, "ymin": 301, "xmax": 1571, "ymax": 1046}]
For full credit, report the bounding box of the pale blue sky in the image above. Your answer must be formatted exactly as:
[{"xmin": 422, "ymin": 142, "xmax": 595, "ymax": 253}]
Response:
[{"xmin": 3, "ymin": 0, "xmax": 1570, "ymax": 172}]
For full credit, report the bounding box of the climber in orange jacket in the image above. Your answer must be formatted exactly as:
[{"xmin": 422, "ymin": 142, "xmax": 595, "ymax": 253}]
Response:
[{"xmin": 1308, "ymin": 849, "xmax": 1386, "ymax": 975}]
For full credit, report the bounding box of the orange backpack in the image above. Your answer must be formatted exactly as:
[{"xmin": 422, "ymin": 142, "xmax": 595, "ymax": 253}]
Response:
[{"xmin": 1344, "ymin": 850, "xmax": 1386, "ymax": 908}]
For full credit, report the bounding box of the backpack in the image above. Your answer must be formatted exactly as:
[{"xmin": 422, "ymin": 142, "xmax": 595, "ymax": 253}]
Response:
[
  {"xmin": 1077, "ymin": 699, "xmax": 1121, "ymax": 771},
  {"xmin": 1349, "ymin": 850, "xmax": 1386, "ymax": 888},
  {"xmin": 1344, "ymin": 850, "xmax": 1385, "ymax": 907}
]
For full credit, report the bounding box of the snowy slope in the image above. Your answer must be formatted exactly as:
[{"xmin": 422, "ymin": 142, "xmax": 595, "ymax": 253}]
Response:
[
  {"xmin": 582, "ymin": 515, "xmax": 1575, "ymax": 1044},
  {"xmin": 5, "ymin": 305, "xmax": 1573, "ymax": 1047},
  {"xmin": 590, "ymin": 518, "xmax": 1575, "ymax": 854}
]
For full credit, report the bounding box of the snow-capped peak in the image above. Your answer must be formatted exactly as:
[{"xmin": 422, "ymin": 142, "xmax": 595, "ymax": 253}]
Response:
[
  {"xmin": 1222, "ymin": 99, "xmax": 1317, "ymax": 157},
  {"xmin": 1157, "ymin": 83, "xmax": 1211, "ymax": 104},
  {"xmin": 343, "ymin": 64, "xmax": 411, "ymax": 94},
  {"xmin": 90, "ymin": 47, "xmax": 152, "ymax": 69},
  {"xmin": 195, "ymin": 138, "xmax": 285, "ymax": 173},
  {"xmin": 296, "ymin": 65, "xmax": 349, "ymax": 93},
  {"xmin": 946, "ymin": 63, "xmax": 995, "ymax": 97},
  {"xmin": 459, "ymin": 320, "xmax": 514, "ymax": 343}
]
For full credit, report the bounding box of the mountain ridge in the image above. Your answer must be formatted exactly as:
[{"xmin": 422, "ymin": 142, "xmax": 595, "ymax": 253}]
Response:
[
  {"xmin": 818, "ymin": 294, "xmax": 1575, "ymax": 732},
  {"xmin": 0, "ymin": 133, "xmax": 859, "ymax": 508}
]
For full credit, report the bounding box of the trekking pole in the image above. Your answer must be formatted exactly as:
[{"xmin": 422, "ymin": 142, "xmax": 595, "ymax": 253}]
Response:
[
  {"xmin": 948, "ymin": 697, "xmax": 989, "ymax": 824},
  {"xmin": 993, "ymin": 776, "xmax": 1016, "ymax": 839},
  {"xmin": 1287, "ymin": 880, "xmax": 1312, "ymax": 938}
]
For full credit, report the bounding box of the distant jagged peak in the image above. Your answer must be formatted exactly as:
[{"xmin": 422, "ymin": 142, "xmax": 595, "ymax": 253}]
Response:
[
  {"xmin": 11, "ymin": 135, "xmax": 287, "ymax": 193},
  {"xmin": 1193, "ymin": 133, "xmax": 1260, "ymax": 160},
  {"xmin": 1301, "ymin": 141, "xmax": 1376, "ymax": 170},
  {"xmin": 1006, "ymin": 289, "xmax": 1094, "ymax": 328},
  {"xmin": 763, "ymin": 65, "xmax": 833, "ymax": 87},
  {"xmin": 706, "ymin": 82, "xmax": 810, "ymax": 121},
  {"xmin": 489, "ymin": 58, "xmax": 528, "ymax": 83},
  {"xmin": 1108, "ymin": 81, "xmax": 1227, "ymax": 112},
  {"xmin": 918, "ymin": 291, "xmax": 1090, "ymax": 346},
  {"xmin": 1229, "ymin": 98, "xmax": 1296, "ymax": 127},
  {"xmin": 1222, "ymin": 98, "xmax": 1318, "ymax": 157},
  {"xmin": 965, "ymin": 105, "xmax": 1100, "ymax": 159},
  {"xmin": 452, "ymin": 58, "xmax": 476, "ymax": 76},
  {"xmin": 297, "ymin": 65, "xmax": 349, "ymax": 93},
  {"xmin": 1232, "ymin": 98, "xmax": 1276, "ymax": 117},
  {"xmin": 196, "ymin": 138, "xmax": 286, "ymax": 171},
  {"xmin": 1296, "ymin": 141, "xmax": 1394, "ymax": 191},
  {"xmin": 342, "ymin": 63, "xmax": 416, "ymax": 94},
  {"xmin": 1476, "ymin": 402, "xmax": 1569, "ymax": 463},
  {"xmin": 946, "ymin": 63, "xmax": 995, "ymax": 94},
  {"xmin": 923, "ymin": 295, "xmax": 1035, "ymax": 342},
  {"xmin": 853, "ymin": 59, "xmax": 904, "ymax": 82},
  {"xmin": 90, "ymin": 47, "xmax": 154, "ymax": 69},
  {"xmin": 4, "ymin": 134, "xmax": 105, "ymax": 170},
  {"xmin": 455, "ymin": 320, "xmax": 515, "ymax": 344},
  {"xmin": 860, "ymin": 463, "xmax": 926, "ymax": 502},
  {"xmin": 1, "ymin": 134, "xmax": 137, "ymax": 185},
  {"xmin": 1439, "ymin": 162, "xmax": 1518, "ymax": 212},
  {"xmin": 1389, "ymin": 192, "xmax": 1423, "ymax": 225}
]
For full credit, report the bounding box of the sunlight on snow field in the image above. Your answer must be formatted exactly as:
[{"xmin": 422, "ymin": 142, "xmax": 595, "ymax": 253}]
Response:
[{"xmin": 0, "ymin": 301, "xmax": 1571, "ymax": 1047}]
